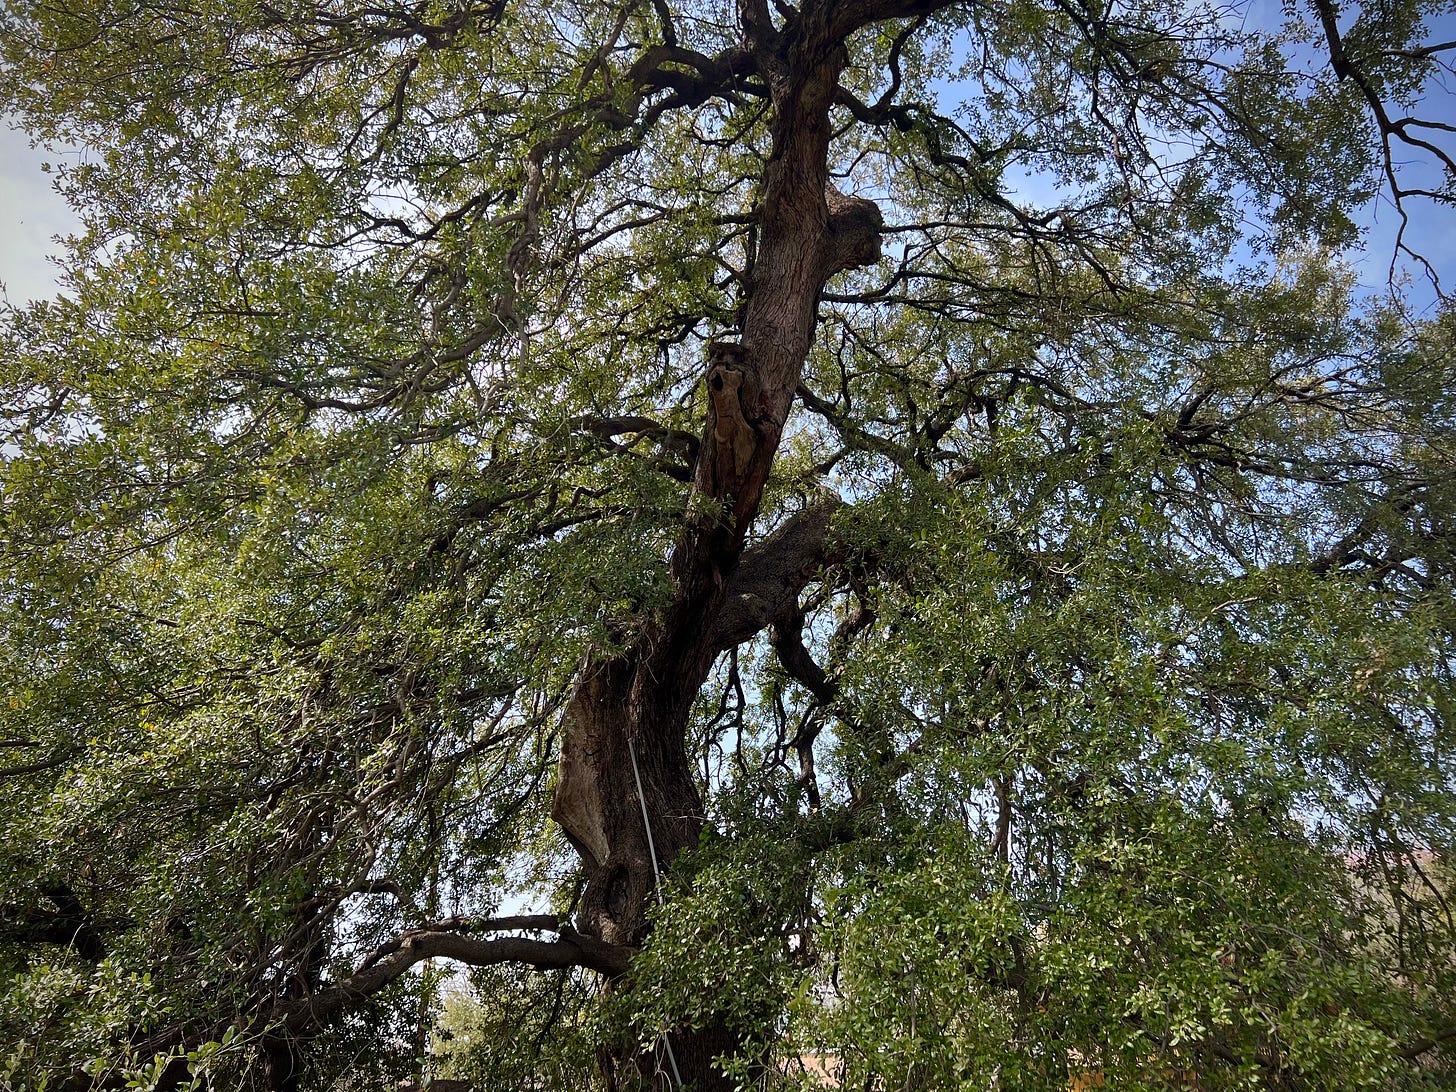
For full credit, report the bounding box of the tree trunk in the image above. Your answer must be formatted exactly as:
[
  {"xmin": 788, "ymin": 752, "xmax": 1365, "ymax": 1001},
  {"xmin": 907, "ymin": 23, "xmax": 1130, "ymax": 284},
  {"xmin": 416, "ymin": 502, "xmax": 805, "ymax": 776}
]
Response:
[{"xmin": 551, "ymin": 10, "xmax": 882, "ymax": 1088}]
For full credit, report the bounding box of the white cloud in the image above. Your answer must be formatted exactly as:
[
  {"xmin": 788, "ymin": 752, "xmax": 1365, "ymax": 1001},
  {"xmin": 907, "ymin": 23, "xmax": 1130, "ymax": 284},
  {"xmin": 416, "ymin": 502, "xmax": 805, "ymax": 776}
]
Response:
[{"xmin": 0, "ymin": 121, "xmax": 81, "ymax": 305}]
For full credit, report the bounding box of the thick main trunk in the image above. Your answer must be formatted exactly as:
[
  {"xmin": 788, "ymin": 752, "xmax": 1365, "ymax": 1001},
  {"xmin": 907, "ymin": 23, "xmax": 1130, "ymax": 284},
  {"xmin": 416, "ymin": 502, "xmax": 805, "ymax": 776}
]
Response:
[
  {"xmin": 555, "ymin": 647, "xmax": 710, "ymax": 948},
  {"xmin": 551, "ymin": 11, "xmax": 882, "ymax": 1089}
]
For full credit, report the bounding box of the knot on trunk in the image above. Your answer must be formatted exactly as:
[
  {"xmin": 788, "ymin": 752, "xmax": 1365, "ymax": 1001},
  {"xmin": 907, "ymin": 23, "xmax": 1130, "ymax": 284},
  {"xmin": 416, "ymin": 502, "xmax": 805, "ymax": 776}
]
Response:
[
  {"xmin": 823, "ymin": 188, "xmax": 883, "ymax": 277},
  {"xmin": 702, "ymin": 341, "xmax": 765, "ymax": 502}
]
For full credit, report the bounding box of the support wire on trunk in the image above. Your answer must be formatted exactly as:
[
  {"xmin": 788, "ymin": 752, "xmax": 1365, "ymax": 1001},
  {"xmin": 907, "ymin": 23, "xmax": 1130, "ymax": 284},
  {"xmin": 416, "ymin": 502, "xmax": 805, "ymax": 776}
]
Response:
[{"xmin": 629, "ymin": 735, "xmax": 685, "ymax": 1090}]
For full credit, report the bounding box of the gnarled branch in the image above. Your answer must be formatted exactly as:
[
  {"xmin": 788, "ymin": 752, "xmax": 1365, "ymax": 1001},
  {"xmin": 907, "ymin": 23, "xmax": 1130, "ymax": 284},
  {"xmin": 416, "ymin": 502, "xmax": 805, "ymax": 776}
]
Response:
[
  {"xmin": 281, "ymin": 918, "xmax": 632, "ymax": 1033},
  {"xmin": 707, "ymin": 494, "xmax": 844, "ymax": 652}
]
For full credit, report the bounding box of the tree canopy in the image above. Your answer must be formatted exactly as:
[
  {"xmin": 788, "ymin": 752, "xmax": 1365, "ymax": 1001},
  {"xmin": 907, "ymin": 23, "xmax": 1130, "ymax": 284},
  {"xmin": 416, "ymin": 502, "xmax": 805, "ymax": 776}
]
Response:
[{"xmin": 2, "ymin": 0, "xmax": 1455, "ymax": 1088}]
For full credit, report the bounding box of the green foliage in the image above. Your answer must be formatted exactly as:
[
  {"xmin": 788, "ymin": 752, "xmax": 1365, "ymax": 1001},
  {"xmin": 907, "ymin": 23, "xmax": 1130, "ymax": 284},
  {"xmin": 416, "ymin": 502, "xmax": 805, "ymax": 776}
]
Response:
[
  {"xmin": 2, "ymin": 0, "xmax": 1455, "ymax": 1087},
  {"xmin": 432, "ymin": 968, "xmax": 602, "ymax": 1089}
]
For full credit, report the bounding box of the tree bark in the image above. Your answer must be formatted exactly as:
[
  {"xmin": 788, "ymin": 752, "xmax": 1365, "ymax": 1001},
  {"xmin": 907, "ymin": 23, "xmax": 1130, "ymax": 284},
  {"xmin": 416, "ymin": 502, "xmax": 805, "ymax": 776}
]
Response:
[{"xmin": 550, "ymin": 4, "xmax": 883, "ymax": 1087}]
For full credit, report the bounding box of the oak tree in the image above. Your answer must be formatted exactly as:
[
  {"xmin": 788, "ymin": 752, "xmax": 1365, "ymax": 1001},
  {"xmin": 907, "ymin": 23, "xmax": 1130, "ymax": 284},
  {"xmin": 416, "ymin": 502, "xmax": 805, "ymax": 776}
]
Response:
[{"xmin": 2, "ymin": 0, "xmax": 1455, "ymax": 1088}]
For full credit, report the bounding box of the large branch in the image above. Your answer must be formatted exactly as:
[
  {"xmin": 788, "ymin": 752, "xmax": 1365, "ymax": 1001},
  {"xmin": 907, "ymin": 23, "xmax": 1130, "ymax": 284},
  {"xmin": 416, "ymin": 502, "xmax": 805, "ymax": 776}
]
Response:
[
  {"xmin": 121, "ymin": 915, "xmax": 633, "ymax": 1079},
  {"xmin": 1401, "ymin": 1024, "xmax": 1456, "ymax": 1061},
  {"xmin": 1, "ymin": 883, "xmax": 112, "ymax": 962},
  {"xmin": 281, "ymin": 919, "xmax": 632, "ymax": 1033},
  {"xmin": 822, "ymin": 0, "xmax": 968, "ymax": 43},
  {"xmin": 707, "ymin": 495, "xmax": 843, "ymax": 652},
  {"xmin": 629, "ymin": 43, "xmax": 760, "ymax": 107}
]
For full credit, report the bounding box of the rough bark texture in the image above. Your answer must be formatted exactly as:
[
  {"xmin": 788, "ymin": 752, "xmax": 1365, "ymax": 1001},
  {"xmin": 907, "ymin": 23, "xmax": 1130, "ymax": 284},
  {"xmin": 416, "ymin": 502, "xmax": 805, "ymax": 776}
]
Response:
[{"xmin": 550, "ymin": 3, "xmax": 886, "ymax": 1087}]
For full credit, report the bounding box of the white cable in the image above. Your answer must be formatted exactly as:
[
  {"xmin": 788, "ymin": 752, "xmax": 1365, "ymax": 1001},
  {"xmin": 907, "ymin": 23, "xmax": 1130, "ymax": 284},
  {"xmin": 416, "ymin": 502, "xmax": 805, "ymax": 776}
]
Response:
[
  {"xmin": 628, "ymin": 735, "xmax": 685, "ymax": 1091},
  {"xmin": 630, "ymin": 737, "xmax": 666, "ymax": 895}
]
